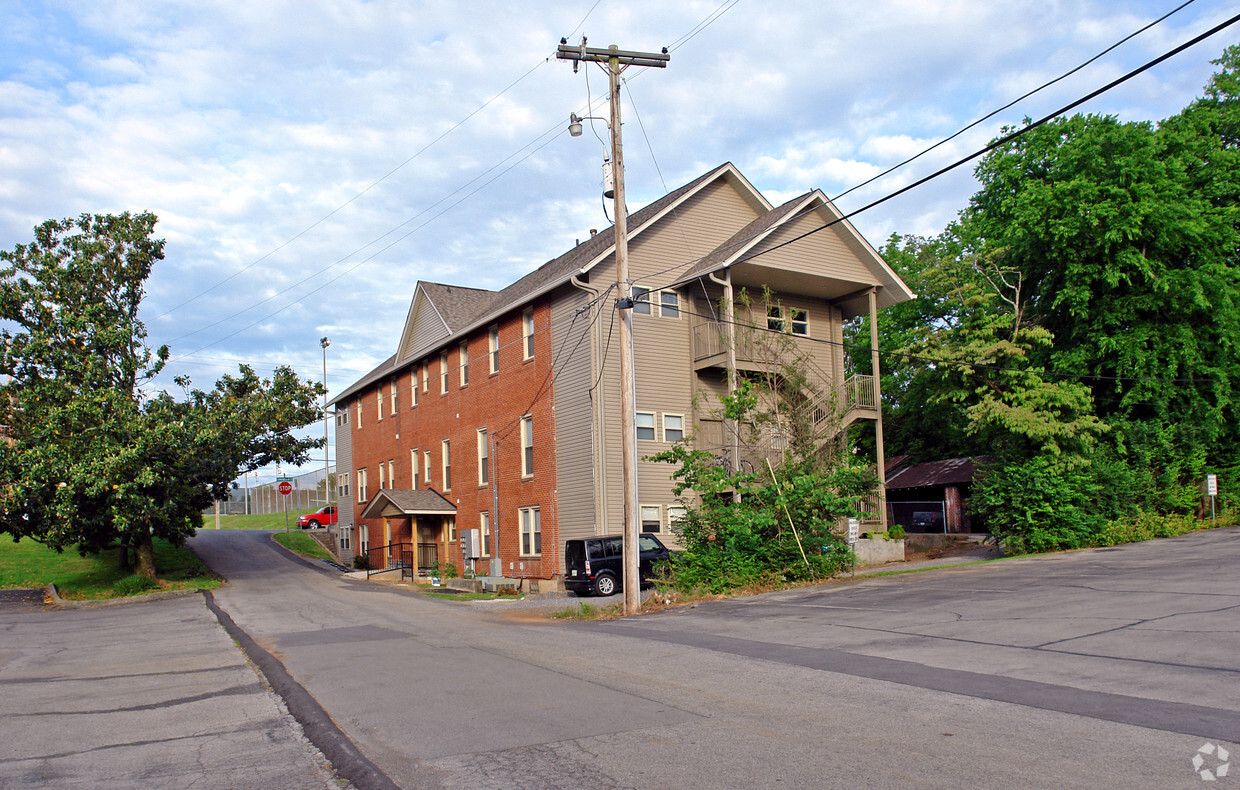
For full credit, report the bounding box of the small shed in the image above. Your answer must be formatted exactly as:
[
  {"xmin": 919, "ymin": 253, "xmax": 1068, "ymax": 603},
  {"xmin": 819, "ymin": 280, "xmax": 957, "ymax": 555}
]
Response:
[{"xmin": 885, "ymin": 456, "xmax": 993, "ymax": 533}]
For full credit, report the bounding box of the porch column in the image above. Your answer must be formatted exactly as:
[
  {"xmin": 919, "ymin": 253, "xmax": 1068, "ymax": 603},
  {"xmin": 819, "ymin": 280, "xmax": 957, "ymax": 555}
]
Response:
[{"xmin": 868, "ymin": 288, "xmax": 888, "ymax": 531}]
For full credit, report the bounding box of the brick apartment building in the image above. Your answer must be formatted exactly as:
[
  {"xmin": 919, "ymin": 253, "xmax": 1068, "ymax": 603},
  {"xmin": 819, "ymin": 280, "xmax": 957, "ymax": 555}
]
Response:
[{"xmin": 329, "ymin": 162, "xmax": 912, "ymax": 589}]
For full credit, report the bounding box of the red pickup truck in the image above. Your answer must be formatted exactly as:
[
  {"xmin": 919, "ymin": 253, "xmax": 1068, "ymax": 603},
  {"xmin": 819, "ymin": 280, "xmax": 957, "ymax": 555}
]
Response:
[{"xmin": 297, "ymin": 506, "xmax": 337, "ymax": 529}]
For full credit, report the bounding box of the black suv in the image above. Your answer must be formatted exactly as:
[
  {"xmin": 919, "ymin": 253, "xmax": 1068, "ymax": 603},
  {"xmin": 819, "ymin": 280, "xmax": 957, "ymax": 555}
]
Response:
[{"xmin": 564, "ymin": 533, "xmax": 670, "ymax": 596}]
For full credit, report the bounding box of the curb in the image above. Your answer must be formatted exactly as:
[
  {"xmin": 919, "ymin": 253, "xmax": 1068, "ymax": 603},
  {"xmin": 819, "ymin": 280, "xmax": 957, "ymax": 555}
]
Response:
[{"xmin": 45, "ymin": 582, "xmax": 204, "ymax": 608}]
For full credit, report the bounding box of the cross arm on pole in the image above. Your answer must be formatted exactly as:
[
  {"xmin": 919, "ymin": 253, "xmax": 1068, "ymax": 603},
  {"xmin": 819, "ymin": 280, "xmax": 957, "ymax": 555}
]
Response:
[{"xmin": 556, "ymin": 42, "xmax": 669, "ymax": 69}]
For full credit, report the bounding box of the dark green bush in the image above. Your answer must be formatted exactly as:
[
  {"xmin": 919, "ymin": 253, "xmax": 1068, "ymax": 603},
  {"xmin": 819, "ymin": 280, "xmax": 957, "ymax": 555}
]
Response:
[{"xmin": 113, "ymin": 574, "xmax": 159, "ymax": 596}]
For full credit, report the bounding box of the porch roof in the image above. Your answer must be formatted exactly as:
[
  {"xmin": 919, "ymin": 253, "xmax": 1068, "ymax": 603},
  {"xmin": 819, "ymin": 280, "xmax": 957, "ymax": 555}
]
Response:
[{"xmin": 360, "ymin": 488, "xmax": 457, "ymax": 519}]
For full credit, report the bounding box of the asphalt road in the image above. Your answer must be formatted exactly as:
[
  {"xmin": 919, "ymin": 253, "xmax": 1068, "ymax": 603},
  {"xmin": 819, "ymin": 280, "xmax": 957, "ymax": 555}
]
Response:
[
  {"xmin": 185, "ymin": 526, "xmax": 1240, "ymax": 789},
  {"xmin": 0, "ymin": 589, "xmax": 341, "ymax": 789}
]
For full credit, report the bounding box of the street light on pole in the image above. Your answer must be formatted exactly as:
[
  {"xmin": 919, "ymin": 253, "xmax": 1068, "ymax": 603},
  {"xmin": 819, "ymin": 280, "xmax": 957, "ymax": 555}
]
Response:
[
  {"xmin": 557, "ymin": 39, "xmax": 668, "ymax": 616},
  {"xmin": 320, "ymin": 337, "xmax": 331, "ymax": 505}
]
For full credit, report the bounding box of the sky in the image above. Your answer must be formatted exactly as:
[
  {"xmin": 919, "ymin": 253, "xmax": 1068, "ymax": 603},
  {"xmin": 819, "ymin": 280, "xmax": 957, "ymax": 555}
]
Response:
[{"xmin": 2, "ymin": 0, "xmax": 1236, "ymax": 484}]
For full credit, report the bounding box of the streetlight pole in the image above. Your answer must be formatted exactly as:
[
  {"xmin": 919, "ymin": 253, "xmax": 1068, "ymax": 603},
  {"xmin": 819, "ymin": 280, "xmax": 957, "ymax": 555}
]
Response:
[
  {"xmin": 320, "ymin": 337, "xmax": 331, "ymax": 506},
  {"xmin": 558, "ymin": 39, "xmax": 668, "ymax": 616}
]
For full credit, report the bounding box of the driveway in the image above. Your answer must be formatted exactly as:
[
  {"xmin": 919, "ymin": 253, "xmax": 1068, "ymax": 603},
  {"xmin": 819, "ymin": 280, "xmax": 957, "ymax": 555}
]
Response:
[{"xmin": 190, "ymin": 526, "xmax": 1240, "ymax": 789}]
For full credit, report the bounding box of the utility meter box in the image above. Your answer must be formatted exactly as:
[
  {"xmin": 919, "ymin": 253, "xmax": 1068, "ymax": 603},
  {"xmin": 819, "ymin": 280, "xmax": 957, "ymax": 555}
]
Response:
[{"xmin": 461, "ymin": 528, "xmax": 480, "ymax": 559}]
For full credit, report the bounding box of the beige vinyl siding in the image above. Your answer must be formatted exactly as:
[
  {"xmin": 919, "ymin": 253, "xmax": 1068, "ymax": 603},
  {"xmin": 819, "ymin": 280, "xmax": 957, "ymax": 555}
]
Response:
[
  {"xmin": 589, "ymin": 178, "xmax": 768, "ymax": 543},
  {"xmin": 335, "ymin": 408, "xmax": 355, "ymax": 559},
  {"xmin": 742, "ymin": 207, "xmax": 880, "ymax": 285},
  {"xmin": 550, "ymin": 286, "xmax": 597, "ymax": 547},
  {"xmin": 398, "ymin": 297, "xmax": 451, "ymax": 362}
]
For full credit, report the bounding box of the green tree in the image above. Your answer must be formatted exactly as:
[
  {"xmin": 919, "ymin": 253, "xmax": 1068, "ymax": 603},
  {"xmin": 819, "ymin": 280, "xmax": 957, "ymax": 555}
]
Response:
[{"xmin": 0, "ymin": 213, "xmax": 323, "ymax": 579}]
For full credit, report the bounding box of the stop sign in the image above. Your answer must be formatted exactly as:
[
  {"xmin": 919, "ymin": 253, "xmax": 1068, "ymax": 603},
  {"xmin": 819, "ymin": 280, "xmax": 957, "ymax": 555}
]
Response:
[{"xmin": 277, "ymin": 481, "xmax": 293, "ymax": 495}]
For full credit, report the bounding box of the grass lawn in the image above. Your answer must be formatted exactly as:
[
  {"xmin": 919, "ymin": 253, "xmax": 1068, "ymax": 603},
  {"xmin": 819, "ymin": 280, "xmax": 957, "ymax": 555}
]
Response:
[
  {"xmin": 272, "ymin": 531, "xmax": 335, "ymax": 561},
  {"xmin": 213, "ymin": 510, "xmax": 320, "ymax": 530},
  {"xmin": 0, "ymin": 537, "xmax": 220, "ymax": 600}
]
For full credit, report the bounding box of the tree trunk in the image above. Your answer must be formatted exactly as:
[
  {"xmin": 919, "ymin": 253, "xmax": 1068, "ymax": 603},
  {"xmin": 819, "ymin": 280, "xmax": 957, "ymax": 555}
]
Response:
[
  {"xmin": 134, "ymin": 530, "xmax": 156, "ymax": 581},
  {"xmin": 117, "ymin": 537, "xmax": 130, "ymax": 571}
]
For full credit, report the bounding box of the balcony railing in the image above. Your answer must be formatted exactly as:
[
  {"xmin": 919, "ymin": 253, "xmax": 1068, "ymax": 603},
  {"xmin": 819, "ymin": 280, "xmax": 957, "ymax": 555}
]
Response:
[{"xmin": 844, "ymin": 374, "xmax": 877, "ymax": 413}]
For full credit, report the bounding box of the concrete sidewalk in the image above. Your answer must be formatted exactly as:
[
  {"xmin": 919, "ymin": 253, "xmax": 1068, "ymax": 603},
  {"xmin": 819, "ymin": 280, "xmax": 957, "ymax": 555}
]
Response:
[{"xmin": 0, "ymin": 592, "xmax": 347, "ymax": 789}]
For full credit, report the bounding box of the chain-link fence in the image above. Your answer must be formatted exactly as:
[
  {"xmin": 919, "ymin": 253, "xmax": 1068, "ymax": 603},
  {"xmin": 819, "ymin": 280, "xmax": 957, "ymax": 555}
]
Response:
[{"xmin": 208, "ymin": 467, "xmax": 334, "ymax": 516}]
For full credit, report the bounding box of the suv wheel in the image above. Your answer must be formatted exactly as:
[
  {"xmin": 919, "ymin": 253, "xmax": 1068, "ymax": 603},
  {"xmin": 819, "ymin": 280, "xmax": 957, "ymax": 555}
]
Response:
[
  {"xmin": 306, "ymin": 519, "xmax": 320, "ymax": 529},
  {"xmin": 594, "ymin": 572, "xmax": 618, "ymax": 597}
]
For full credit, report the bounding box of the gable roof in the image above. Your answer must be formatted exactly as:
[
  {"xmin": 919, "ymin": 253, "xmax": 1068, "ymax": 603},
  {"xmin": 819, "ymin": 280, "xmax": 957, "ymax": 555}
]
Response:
[
  {"xmin": 886, "ymin": 457, "xmax": 996, "ymax": 490},
  {"xmin": 359, "ymin": 488, "xmax": 457, "ymax": 519},
  {"xmin": 333, "ymin": 163, "xmax": 747, "ymax": 405}
]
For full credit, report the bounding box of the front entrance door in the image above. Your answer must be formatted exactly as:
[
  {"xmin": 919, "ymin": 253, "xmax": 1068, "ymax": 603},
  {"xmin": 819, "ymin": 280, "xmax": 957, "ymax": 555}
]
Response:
[{"xmin": 417, "ymin": 516, "xmax": 439, "ymax": 573}]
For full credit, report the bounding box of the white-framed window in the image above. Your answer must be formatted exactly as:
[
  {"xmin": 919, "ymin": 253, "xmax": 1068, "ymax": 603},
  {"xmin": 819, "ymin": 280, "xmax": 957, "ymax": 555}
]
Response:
[
  {"xmin": 479, "ymin": 511, "xmax": 490, "ymax": 557},
  {"xmin": 519, "ymin": 506, "xmax": 541, "ymax": 556},
  {"xmin": 659, "ymin": 290, "xmax": 680, "ymax": 318},
  {"xmin": 663, "ymin": 413, "xmax": 684, "ymax": 443},
  {"xmin": 442, "ymin": 439, "xmax": 451, "ymax": 491},
  {"xmin": 640, "ymin": 504, "xmax": 662, "ymax": 533},
  {"xmin": 520, "ymin": 415, "xmax": 533, "ymax": 477},
  {"xmin": 478, "ymin": 428, "xmax": 489, "ymax": 486},
  {"xmin": 636, "ymin": 411, "xmax": 656, "ymax": 441},
  {"xmin": 447, "ymin": 516, "xmax": 456, "ymax": 542},
  {"xmin": 423, "ymin": 450, "xmax": 431, "ymax": 487},
  {"xmin": 388, "ymin": 460, "xmax": 395, "ymax": 490},
  {"xmin": 378, "ymin": 462, "xmax": 385, "ymax": 490},
  {"xmin": 339, "ymin": 525, "xmax": 350, "ymax": 552},
  {"xmin": 411, "ymin": 448, "xmax": 419, "ymax": 488},
  {"xmin": 522, "ymin": 308, "xmax": 535, "ymax": 359},
  {"xmin": 357, "ymin": 468, "xmax": 367, "ymax": 503},
  {"xmin": 376, "ymin": 386, "xmax": 383, "ymax": 420},
  {"xmin": 355, "ymin": 400, "xmax": 362, "ymax": 428},
  {"xmin": 390, "ymin": 379, "xmax": 398, "ymax": 414},
  {"xmin": 668, "ymin": 506, "xmax": 687, "ymax": 532},
  {"xmin": 421, "ymin": 362, "xmax": 428, "ymax": 393},
  {"xmin": 632, "ymin": 286, "xmax": 651, "ymax": 315},
  {"xmin": 460, "ymin": 341, "xmax": 469, "ymax": 387},
  {"xmin": 358, "ymin": 524, "xmax": 369, "ymax": 555},
  {"xmin": 336, "ymin": 473, "xmax": 349, "ymax": 500},
  {"xmin": 411, "ymin": 371, "xmax": 417, "ymax": 407},
  {"xmin": 488, "ymin": 325, "xmax": 499, "ymax": 374},
  {"xmin": 767, "ymin": 305, "xmax": 809, "ymax": 336},
  {"xmin": 440, "ymin": 351, "xmax": 449, "ymax": 394},
  {"xmin": 336, "ymin": 410, "xmax": 349, "ymax": 427}
]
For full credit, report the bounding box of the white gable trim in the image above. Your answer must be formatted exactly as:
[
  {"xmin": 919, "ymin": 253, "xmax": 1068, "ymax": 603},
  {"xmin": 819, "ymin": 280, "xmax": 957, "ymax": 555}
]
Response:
[{"xmin": 396, "ymin": 284, "xmax": 451, "ymax": 364}]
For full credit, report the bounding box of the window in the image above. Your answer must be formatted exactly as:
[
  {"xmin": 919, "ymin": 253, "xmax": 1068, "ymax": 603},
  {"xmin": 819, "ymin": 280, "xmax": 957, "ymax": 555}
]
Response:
[
  {"xmin": 338, "ymin": 525, "xmax": 350, "ymax": 552},
  {"xmin": 442, "ymin": 439, "xmax": 451, "ymax": 491},
  {"xmin": 447, "ymin": 516, "xmax": 456, "ymax": 542},
  {"xmin": 478, "ymin": 428, "xmax": 489, "ymax": 486},
  {"xmin": 357, "ymin": 468, "xmax": 367, "ymax": 502},
  {"xmin": 767, "ymin": 305, "xmax": 809, "ymax": 336},
  {"xmin": 421, "ymin": 362, "xmax": 428, "ymax": 393},
  {"xmin": 423, "ymin": 450, "xmax": 431, "ymax": 487},
  {"xmin": 355, "ymin": 400, "xmax": 361, "ymax": 428},
  {"xmin": 411, "ymin": 448, "xmax": 419, "ymax": 488},
  {"xmin": 668, "ymin": 506, "xmax": 687, "ymax": 532},
  {"xmin": 378, "ymin": 462, "xmax": 385, "ymax": 490},
  {"xmin": 488, "ymin": 326, "xmax": 499, "ymax": 374},
  {"xmin": 660, "ymin": 290, "xmax": 680, "ymax": 318},
  {"xmin": 632, "ymin": 286, "xmax": 651, "ymax": 314},
  {"xmin": 522, "ymin": 308, "xmax": 535, "ymax": 359},
  {"xmin": 636, "ymin": 411, "xmax": 656, "ymax": 440},
  {"xmin": 376, "ymin": 386, "xmax": 383, "ymax": 420},
  {"xmin": 358, "ymin": 524, "xmax": 368, "ymax": 555},
  {"xmin": 519, "ymin": 506, "xmax": 541, "ymax": 556},
  {"xmin": 479, "ymin": 511, "xmax": 490, "ymax": 557},
  {"xmin": 520, "ymin": 415, "xmax": 533, "ymax": 477},
  {"xmin": 663, "ymin": 414, "xmax": 684, "ymax": 443},
  {"xmin": 388, "ymin": 460, "xmax": 395, "ymax": 490},
  {"xmin": 459, "ymin": 342, "xmax": 469, "ymax": 386},
  {"xmin": 336, "ymin": 410, "xmax": 349, "ymax": 427},
  {"xmin": 411, "ymin": 371, "xmax": 417, "ymax": 407},
  {"xmin": 640, "ymin": 505, "xmax": 662, "ymax": 533},
  {"xmin": 390, "ymin": 380, "xmax": 398, "ymax": 414},
  {"xmin": 336, "ymin": 473, "xmax": 349, "ymax": 500},
  {"xmin": 440, "ymin": 351, "xmax": 449, "ymax": 394}
]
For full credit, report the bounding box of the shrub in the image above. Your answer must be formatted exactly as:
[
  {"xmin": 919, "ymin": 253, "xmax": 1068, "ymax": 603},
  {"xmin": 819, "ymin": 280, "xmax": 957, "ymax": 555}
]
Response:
[
  {"xmin": 352, "ymin": 554, "xmax": 370, "ymax": 570},
  {"xmin": 972, "ymin": 454, "xmax": 1104, "ymax": 554},
  {"xmin": 114, "ymin": 574, "xmax": 159, "ymax": 596}
]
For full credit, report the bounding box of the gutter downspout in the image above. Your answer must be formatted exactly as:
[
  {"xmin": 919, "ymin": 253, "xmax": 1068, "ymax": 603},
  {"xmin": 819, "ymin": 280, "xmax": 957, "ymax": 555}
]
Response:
[
  {"xmin": 708, "ymin": 269, "xmax": 739, "ymax": 500},
  {"xmin": 571, "ymin": 274, "xmax": 607, "ymax": 535}
]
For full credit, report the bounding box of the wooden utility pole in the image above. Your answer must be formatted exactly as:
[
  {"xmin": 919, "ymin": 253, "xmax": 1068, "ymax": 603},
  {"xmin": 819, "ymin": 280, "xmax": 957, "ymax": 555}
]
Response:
[{"xmin": 557, "ymin": 39, "xmax": 668, "ymax": 615}]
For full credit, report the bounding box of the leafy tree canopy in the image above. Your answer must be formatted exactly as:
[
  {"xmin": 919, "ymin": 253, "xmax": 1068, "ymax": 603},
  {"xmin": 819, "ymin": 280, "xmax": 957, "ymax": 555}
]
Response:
[{"xmin": 0, "ymin": 212, "xmax": 323, "ymax": 578}]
